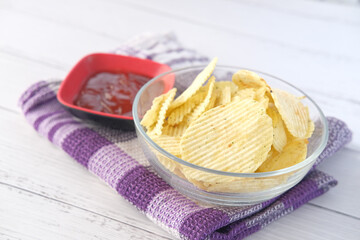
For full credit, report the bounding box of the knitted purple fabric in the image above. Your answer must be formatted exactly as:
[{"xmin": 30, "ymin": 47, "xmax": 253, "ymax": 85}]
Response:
[{"xmin": 19, "ymin": 33, "xmax": 352, "ymax": 240}]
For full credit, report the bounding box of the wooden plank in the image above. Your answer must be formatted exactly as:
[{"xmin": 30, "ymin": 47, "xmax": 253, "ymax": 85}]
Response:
[
  {"xmin": 0, "ymin": 183, "xmax": 172, "ymax": 240},
  {"xmin": 0, "ymin": 228, "xmax": 31, "ymax": 240},
  {"xmin": 246, "ymin": 204, "xmax": 360, "ymax": 240},
  {"xmin": 311, "ymin": 147, "xmax": 360, "ymax": 218},
  {"xmin": 218, "ymin": 0, "xmax": 360, "ymax": 26},
  {"xmin": 304, "ymin": 0, "xmax": 360, "ymax": 6},
  {"xmin": 9, "ymin": 0, "xmax": 360, "ymax": 59},
  {"xmin": 0, "ymin": 52, "xmax": 66, "ymax": 112},
  {"xmin": 0, "ymin": 7, "xmax": 121, "ymax": 69},
  {"xmin": 119, "ymin": 0, "xmax": 360, "ymax": 58},
  {"xmin": 303, "ymin": 90, "xmax": 360, "ymax": 151}
]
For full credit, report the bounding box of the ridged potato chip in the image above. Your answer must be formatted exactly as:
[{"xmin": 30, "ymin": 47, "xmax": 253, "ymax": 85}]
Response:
[
  {"xmin": 152, "ymin": 135, "xmax": 181, "ymax": 157},
  {"xmin": 214, "ymin": 81, "xmax": 238, "ymax": 94},
  {"xmin": 305, "ymin": 119, "xmax": 315, "ymax": 139},
  {"xmin": 167, "ymin": 100, "xmax": 195, "ymax": 126},
  {"xmin": 266, "ymin": 147, "xmax": 275, "ymax": 160},
  {"xmin": 271, "ymin": 88, "xmax": 311, "ymax": 139},
  {"xmin": 232, "ymin": 70, "xmax": 268, "ymax": 89},
  {"xmin": 152, "ymin": 88, "xmax": 177, "ymax": 136},
  {"xmin": 180, "ymin": 98, "xmax": 273, "ymax": 183},
  {"xmin": 182, "ymin": 168, "xmax": 235, "ymax": 188},
  {"xmin": 168, "ymin": 57, "xmax": 217, "ymax": 110},
  {"xmin": 155, "ymin": 154, "xmax": 177, "ymax": 172},
  {"xmin": 187, "ymin": 76, "xmax": 216, "ymax": 122},
  {"xmin": 140, "ymin": 94, "xmax": 164, "ymax": 129},
  {"xmin": 256, "ymin": 139, "xmax": 308, "ymax": 172},
  {"xmin": 162, "ymin": 121, "xmax": 188, "ymax": 137},
  {"xmin": 205, "ymin": 175, "xmax": 288, "ymax": 193},
  {"xmin": 167, "ymin": 92, "xmax": 205, "ymax": 126},
  {"xmin": 252, "ymin": 87, "xmax": 269, "ymax": 109},
  {"xmin": 232, "ymin": 88, "xmax": 256, "ymax": 100},
  {"xmin": 265, "ymin": 89, "xmax": 275, "ymax": 105},
  {"xmin": 267, "ymin": 104, "xmax": 287, "ymax": 152},
  {"xmin": 217, "ymin": 86, "xmax": 231, "ymax": 106},
  {"xmin": 255, "ymin": 87, "xmax": 267, "ymax": 100},
  {"xmin": 206, "ymin": 89, "xmax": 218, "ymax": 111},
  {"xmin": 257, "ymin": 95, "xmax": 269, "ymax": 110},
  {"xmin": 151, "ymin": 135, "xmax": 181, "ymax": 172}
]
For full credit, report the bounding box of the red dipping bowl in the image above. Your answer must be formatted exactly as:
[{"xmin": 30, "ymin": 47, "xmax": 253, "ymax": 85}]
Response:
[{"xmin": 57, "ymin": 53, "xmax": 173, "ymax": 130}]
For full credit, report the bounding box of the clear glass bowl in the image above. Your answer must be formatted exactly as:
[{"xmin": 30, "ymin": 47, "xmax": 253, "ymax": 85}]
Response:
[{"xmin": 132, "ymin": 66, "xmax": 328, "ymax": 206}]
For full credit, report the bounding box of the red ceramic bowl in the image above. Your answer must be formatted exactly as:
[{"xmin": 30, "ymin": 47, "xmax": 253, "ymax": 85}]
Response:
[{"xmin": 57, "ymin": 53, "xmax": 173, "ymax": 130}]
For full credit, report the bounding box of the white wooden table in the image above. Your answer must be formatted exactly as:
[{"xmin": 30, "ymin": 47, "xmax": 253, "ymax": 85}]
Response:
[{"xmin": 1, "ymin": 0, "xmax": 359, "ymax": 239}]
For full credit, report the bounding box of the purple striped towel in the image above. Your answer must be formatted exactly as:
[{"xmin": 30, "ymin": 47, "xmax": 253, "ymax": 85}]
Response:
[{"xmin": 19, "ymin": 33, "xmax": 352, "ymax": 240}]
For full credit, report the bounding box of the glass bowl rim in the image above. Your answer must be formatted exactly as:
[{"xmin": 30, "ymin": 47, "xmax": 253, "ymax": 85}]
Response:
[{"xmin": 132, "ymin": 65, "xmax": 329, "ymax": 178}]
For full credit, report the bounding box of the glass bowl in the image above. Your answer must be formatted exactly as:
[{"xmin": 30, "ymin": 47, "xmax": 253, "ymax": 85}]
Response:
[{"xmin": 132, "ymin": 65, "xmax": 328, "ymax": 206}]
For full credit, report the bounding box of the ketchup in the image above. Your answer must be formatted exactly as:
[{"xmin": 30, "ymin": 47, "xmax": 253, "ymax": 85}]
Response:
[{"xmin": 74, "ymin": 72, "xmax": 149, "ymax": 116}]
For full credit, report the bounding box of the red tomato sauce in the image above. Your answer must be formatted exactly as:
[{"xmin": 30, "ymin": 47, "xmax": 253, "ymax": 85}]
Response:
[{"xmin": 74, "ymin": 72, "xmax": 149, "ymax": 116}]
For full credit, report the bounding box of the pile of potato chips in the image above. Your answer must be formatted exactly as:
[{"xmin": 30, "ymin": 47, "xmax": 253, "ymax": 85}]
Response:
[{"xmin": 141, "ymin": 57, "xmax": 314, "ymax": 192}]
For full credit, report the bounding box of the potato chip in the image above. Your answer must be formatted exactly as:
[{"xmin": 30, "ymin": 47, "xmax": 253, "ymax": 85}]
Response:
[
  {"xmin": 232, "ymin": 88, "xmax": 256, "ymax": 100},
  {"xmin": 198, "ymin": 84, "xmax": 208, "ymax": 93},
  {"xmin": 304, "ymin": 119, "xmax": 315, "ymax": 139},
  {"xmin": 162, "ymin": 121, "xmax": 188, "ymax": 137},
  {"xmin": 214, "ymin": 81, "xmax": 238, "ymax": 94},
  {"xmin": 180, "ymin": 98, "xmax": 273, "ymax": 183},
  {"xmin": 167, "ymin": 92, "xmax": 205, "ymax": 126},
  {"xmin": 152, "ymin": 88, "xmax": 177, "ymax": 136},
  {"xmin": 152, "ymin": 135, "xmax": 181, "ymax": 157},
  {"xmin": 151, "ymin": 136, "xmax": 180, "ymax": 172},
  {"xmin": 265, "ymin": 90, "xmax": 274, "ymax": 105},
  {"xmin": 217, "ymin": 86, "xmax": 232, "ymax": 106},
  {"xmin": 297, "ymin": 96, "xmax": 306, "ymax": 100},
  {"xmin": 167, "ymin": 100, "xmax": 196, "ymax": 126},
  {"xmin": 257, "ymin": 95, "xmax": 269, "ymax": 110},
  {"xmin": 213, "ymin": 88, "xmax": 221, "ymax": 107},
  {"xmin": 255, "ymin": 87, "xmax": 267, "ymax": 100},
  {"xmin": 271, "ymin": 88, "xmax": 311, "ymax": 139},
  {"xmin": 173, "ymin": 167, "xmax": 186, "ymax": 179},
  {"xmin": 251, "ymin": 86, "xmax": 269, "ymax": 110},
  {"xmin": 185, "ymin": 176, "xmax": 208, "ymax": 190},
  {"xmin": 256, "ymin": 139, "xmax": 308, "ymax": 172},
  {"xmin": 168, "ymin": 57, "xmax": 217, "ymax": 110},
  {"xmin": 140, "ymin": 94, "xmax": 164, "ymax": 129},
  {"xmin": 267, "ymin": 105, "xmax": 287, "ymax": 152},
  {"xmin": 181, "ymin": 166, "xmax": 236, "ymax": 187},
  {"xmin": 206, "ymin": 88, "xmax": 218, "ymax": 111},
  {"xmin": 187, "ymin": 76, "xmax": 216, "ymax": 122},
  {"xmin": 232, "ymin": 70, "xmax": 267, "ymax": 89},
  {"xmin": 182, "ymin": 162, "xmax": 261, "ymax": 188},
  {"xmin": 154, "ymin": 154, "xmax": 176, "ymax": 172},
  {"xmin": 206, "ymin": 175, "xmax": 288, "ymax": 193}
]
